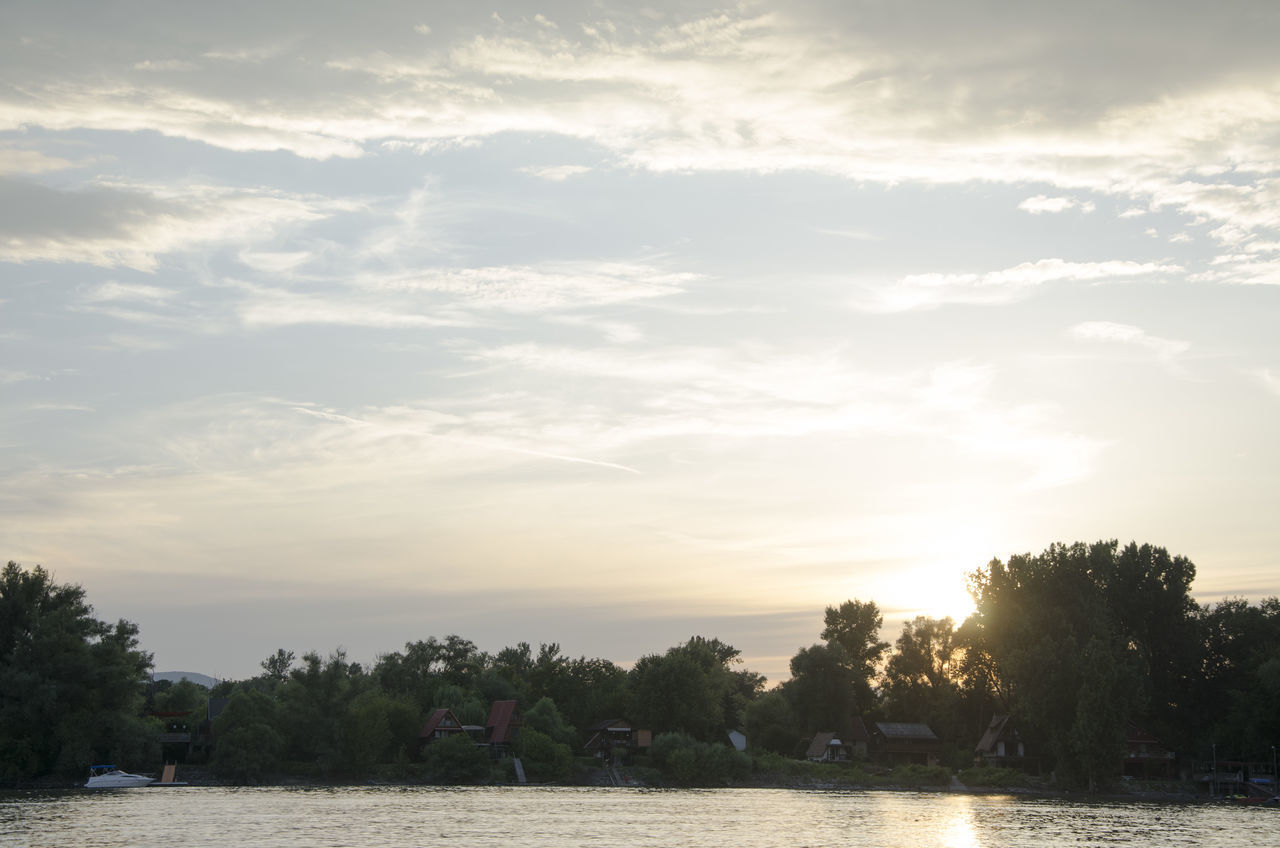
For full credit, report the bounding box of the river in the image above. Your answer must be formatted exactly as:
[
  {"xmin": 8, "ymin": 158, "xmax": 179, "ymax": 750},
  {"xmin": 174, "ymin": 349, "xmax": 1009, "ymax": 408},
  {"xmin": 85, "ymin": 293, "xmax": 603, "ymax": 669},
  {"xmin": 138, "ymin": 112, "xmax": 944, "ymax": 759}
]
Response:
[{"xmin": 1, "ymin": 786, "xmax": 1275, "ymax": 847}]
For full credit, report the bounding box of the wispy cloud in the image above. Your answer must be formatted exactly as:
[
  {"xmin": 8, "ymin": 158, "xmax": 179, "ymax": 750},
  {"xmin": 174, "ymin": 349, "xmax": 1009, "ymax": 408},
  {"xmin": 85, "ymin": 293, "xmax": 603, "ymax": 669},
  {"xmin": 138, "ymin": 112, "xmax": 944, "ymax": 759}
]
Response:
[
  {"xmin": 520, "ymin": 164, "xmax": 592, "ymax": 181},
  {"xmin": 1069, "ymin": 321, "xmax": 1192, "ymax": 372},
  {"xmin": 1254, "ymin": 367, "xmax": 1280, "ymax": 396},
  {"xmin": 0, "ymin": 179, "xmax": 340, "ymax": 271},
  {"xmin": 1018, "ymin": 195, "xmax": 1095, "ymax": 214},
  {"xmin": 854, "ymin": 258, "xmax": 1181, "ymax": 312}
]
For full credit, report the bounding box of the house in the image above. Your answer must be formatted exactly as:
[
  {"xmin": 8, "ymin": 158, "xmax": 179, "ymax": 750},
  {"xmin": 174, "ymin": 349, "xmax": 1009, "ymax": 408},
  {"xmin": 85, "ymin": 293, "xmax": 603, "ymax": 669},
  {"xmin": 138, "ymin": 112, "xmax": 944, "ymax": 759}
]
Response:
[
  {"xmin": 873, "ymin": 722, "xmax": 940, "ymax": 766},
  {"xmin": 846, "ymin": 716, "xmax": 871, "ymax": 760},
  {"xmin": 1122, "ymin": 724, "xmax": 1174, "ymax": 779},
  {"xmin": 806, "ymin": 731, "xmax": 850, "ymax": 762},
  {"xmin": 583, "ymin": 718, "xmax": 652, "ymax": 755},
  {"xmin": 484, "ymin": 700, "xmax": 522, "ymax": 756},
  {"xmin": 975, "ymin": 714, "xmax": 1032, "ymax": 769},
  {"xmin": 418, "ymin": 708, "xmax": 466, "ymax": 745},
  {"xmin": 727, "ymin": 729, "xmax": 747, "ymax": 753}
]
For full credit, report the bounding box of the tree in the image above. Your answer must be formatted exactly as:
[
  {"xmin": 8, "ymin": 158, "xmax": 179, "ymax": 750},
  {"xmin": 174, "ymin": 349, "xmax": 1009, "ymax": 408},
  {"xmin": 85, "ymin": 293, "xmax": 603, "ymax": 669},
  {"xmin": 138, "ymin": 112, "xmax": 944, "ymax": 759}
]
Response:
[
  {"xmin": 744, "ymin": 690, "xmax": 799, "ymax": 755},
  {"xmin": 628, "ymin": 637, "xmax": 749, "ymax": 741},
  {"xmin": 783, "ymin": 642, "xmax": 858, "ymax": 738},
  {"xmin": 965, "ymin": 540, "xmax": 1194, "ymax": 789},
  {"xmin": 422, "ymin": 732, "xmax": 491, "ymax": 784},
  {"xmin": 211, "ymin": 688, "xmax": 283, "ymax": 783},
  {"xmin": 0, "ymin": 561, "xmax": 158, "ymax": 782},
  {"xmin": 881, "ymin": 616, "xmax": 965, "ymax": 743},
  {"xmin": 821, "ymin": 599, "xmax": 889, "ymax": 711},
  {"xmin": 260, "ymin": 649, "xmax": 295, "ymax": 684}
]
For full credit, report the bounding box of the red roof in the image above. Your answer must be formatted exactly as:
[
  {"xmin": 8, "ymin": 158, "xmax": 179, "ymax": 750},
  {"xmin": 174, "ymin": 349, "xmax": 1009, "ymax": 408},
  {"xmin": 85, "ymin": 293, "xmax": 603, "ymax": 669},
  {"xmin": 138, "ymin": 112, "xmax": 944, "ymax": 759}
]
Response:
[
  {"xmin": 419, "ymin": 708, "xmax": 463, "ymax": 739},
  {"xmin": 485, "ymin": 700, "xmax": 521, "ymax": 745}
]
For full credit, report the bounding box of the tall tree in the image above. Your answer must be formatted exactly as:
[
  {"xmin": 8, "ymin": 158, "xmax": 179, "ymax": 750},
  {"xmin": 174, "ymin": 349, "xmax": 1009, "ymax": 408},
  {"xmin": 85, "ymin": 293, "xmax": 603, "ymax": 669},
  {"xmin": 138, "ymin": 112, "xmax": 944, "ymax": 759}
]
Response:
[
  {"xmin": 628, "ymin": 637, "xmax": 748, "ymax": 741},
  {"xmin": 0, "ymin": 561, "xmax": 158, "ymax": 781},
  {"xmin": 821, "ymin": 598, "xmax": 889, "ymax": 711},
  {"xmin": 966, "ymin": 541, "xmax": 1193, "ymax": 789}
]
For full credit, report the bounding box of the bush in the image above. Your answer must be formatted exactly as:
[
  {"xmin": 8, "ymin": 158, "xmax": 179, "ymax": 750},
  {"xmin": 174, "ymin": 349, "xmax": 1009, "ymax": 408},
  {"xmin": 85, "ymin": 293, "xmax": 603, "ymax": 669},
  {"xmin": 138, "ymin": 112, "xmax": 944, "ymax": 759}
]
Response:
[
  {"xmin": 422, "ymin": 733, "xmax": 492, "ymax": 784},
  {"xmin": 517, "ymin": 729, "xmax": 573, "ymax": 782},
  {"xmin": 751, "ymin": 753, "xmax": 878, "ymax": 785},
  {"xmin": 887, "ymin": 763, "xmax": 952, "ymax": 787},
  {"xmin": 649, "ymin": 732, "xmax": 751, "ymax": 786},
  {"xmin": 958, "ymin": 765, "xmax": 1029, "ymax": 787}
]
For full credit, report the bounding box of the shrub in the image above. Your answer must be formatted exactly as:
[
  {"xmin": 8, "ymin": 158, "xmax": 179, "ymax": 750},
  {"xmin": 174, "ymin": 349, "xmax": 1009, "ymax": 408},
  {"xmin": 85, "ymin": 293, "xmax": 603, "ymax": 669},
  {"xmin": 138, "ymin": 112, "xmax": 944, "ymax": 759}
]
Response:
[
  {"xmin": 887, "ymin": 763, "xmax": 952, "ymax": 787},
  {"xmin": 649, "ymin": 732, "xmax": 750, "ymax": 786},
  {"xmin": 422, "ymin": 733, "xmax": 492, "ymax": 784},
  {"xmin": 958, "ymin": 765, "xmax": 1029, "ymax": 788}
]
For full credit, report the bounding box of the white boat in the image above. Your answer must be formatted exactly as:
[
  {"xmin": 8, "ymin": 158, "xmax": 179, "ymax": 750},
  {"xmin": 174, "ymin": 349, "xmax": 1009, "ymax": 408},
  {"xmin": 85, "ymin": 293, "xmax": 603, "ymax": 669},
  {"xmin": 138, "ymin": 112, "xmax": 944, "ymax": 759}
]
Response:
[{"xmin": 85, "ymin": 765, "xmax": 155, "ymax": 788}]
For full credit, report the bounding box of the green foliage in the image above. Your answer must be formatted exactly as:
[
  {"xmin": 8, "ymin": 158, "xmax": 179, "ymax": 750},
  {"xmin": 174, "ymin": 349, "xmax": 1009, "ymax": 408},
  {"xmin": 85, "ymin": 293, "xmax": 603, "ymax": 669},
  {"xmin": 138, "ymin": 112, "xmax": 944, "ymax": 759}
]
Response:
[
  {"xmin": 151, "ymin": 678, "xmax": 208, "ymax": 715},
  {"xmin": 649, "ymin": 731, "xmax": 751, "ymax": 786},
  {"xmin": 628, "ymin": 638, "xmax": 749, "ymax": 742},
  {"xmin": 958, "ymin": 765, "xmax": 1030, "ymax": 787},
  {"xmin": 821, "ymin": 599, "xmax": 889, "ymax": 712},
  {"xmin": 881, "ymin": 617, "xmax": 965, "ymax": 743},
  {"xmin": 516, "ymin": 728, "xmax": 573, "ymax": 782},
  {"xmin": 751, "ymin": 752, "xmax": 875, "ymax": 784},
  {"xmin": 783, "ymin": 643, "xmax": 858, "ymax": 738},
  {"xmin": 522, "ymin": 696, "xmax": 577, "ymax": 747},
  {"xmin": 0, "ymin": 561, "xmax": 158, "ymax": 782},
  {"xmin": 967, "ymin": 541, "xmax": 1196, "ymax": 788},
  {"xmin": 745, "ymin": 690, "xmax": 800, "ymax": 756},
  {"xmin": 211, "ymin": 689, "xmax": 283, "ymax": 783},
  {"xmin": 421, "ymin": 732, "xmax": 492, "ymax": 784}
]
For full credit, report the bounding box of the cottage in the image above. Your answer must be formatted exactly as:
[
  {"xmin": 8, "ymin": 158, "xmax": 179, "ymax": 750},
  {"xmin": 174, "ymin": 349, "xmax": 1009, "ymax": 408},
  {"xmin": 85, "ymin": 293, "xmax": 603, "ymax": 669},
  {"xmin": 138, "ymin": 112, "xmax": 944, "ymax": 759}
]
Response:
[
  {"xmin": 975, "ymin": 714, "xmax": 1031, "ymax": 769},
  {"xmin": 873, "ymin": 721, "xmax": 940, "ymax": 766},
  {"xmin": 484, "ymin": 700, "xmax": 522, "ymax": 755},
  {"xmin": 583, "ymin": 718, "xmax": 651, "ymax": 755},
  {"xmin": 418, "ymin": 708, "xmax": 466, "ymax": 745},
  {"xmin": 806, "ymin": 731, "xmax": 850, "ymax": 762}
]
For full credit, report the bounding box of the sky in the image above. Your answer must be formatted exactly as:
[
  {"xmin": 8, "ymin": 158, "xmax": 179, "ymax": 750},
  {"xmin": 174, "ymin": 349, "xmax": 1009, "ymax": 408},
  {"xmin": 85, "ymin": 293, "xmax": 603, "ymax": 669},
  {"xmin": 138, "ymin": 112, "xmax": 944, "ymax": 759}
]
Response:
[{"xmin": 2, "ymin": 0, "xmax": 1278, "ymax": 683}]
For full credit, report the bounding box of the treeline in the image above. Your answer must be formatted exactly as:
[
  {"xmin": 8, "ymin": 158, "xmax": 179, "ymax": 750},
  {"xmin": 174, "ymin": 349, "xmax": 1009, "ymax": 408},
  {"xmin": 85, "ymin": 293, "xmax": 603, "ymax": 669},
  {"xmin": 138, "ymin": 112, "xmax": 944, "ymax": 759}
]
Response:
[{"xmin": 4, "ymin": 542, "xmax": 1279, "ymax": 789}]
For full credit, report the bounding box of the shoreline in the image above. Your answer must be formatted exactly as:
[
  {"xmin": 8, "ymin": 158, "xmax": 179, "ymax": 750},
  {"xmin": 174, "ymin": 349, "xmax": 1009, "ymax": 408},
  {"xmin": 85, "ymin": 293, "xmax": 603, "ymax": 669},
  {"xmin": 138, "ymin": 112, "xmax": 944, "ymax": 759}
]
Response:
[{"xmin": 4, "ymin": 766, "xmax": 1212, "ymax": 804}]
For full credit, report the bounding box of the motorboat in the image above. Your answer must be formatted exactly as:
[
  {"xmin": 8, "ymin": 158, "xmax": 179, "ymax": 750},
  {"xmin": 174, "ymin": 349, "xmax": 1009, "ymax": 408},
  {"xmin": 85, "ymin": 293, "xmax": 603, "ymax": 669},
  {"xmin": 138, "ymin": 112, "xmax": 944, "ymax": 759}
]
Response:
[{"xmin": 85, "ymin": 765, "xmax": 155, "ymax": 788}]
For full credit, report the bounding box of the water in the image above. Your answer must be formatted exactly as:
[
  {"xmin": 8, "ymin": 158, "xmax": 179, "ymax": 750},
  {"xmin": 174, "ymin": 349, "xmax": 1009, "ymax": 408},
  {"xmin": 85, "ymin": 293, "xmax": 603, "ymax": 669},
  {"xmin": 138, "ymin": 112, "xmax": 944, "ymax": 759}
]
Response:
[{"xmin": 1, "ymin": 786, "xmax": 1275, "ymax": 848}]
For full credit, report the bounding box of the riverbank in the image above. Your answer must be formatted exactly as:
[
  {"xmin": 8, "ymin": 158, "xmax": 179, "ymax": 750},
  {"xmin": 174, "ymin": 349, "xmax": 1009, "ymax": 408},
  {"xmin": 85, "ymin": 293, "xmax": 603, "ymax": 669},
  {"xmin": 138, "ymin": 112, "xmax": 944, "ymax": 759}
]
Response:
[{"xmin": 10, "ymin": 763, "xmax": 1209, "ymax": 805}]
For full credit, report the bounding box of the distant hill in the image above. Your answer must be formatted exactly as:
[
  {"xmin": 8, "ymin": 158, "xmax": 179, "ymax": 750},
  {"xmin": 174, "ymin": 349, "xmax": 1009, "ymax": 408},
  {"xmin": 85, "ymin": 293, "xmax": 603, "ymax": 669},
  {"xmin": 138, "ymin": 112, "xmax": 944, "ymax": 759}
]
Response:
[{"xmin": 153, "ymin": 671, "xmax": 218, "ymax": 689}]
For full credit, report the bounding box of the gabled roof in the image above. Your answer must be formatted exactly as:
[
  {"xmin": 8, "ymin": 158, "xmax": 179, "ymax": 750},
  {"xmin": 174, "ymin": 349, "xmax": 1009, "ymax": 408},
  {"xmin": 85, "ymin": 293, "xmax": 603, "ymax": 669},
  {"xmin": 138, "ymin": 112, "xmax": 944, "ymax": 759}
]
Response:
[
  {"xmin": 975, "ymin": 714, "xmax": 1012, "ymax": 754},
  {"xmin": 587, "ymin": 717, "xmax": 633, "ymax": 732},
  {"xmin": 847, "ymin": 715, "xmax": 871, "ymax": 742},
  {"xmin": 874, "ymin": 721, "xmax": 938, "ymax": 741},
  {"xmin": 485, "ymin": 700, "xmax": 521, "ymax": 745},
  {"xmin": 419, "ymin": 707, "xmax": 463, "ymax": 739},
  {"xmin": 806, "ymin": 731, "xmax": 842, "ymax": 759}
]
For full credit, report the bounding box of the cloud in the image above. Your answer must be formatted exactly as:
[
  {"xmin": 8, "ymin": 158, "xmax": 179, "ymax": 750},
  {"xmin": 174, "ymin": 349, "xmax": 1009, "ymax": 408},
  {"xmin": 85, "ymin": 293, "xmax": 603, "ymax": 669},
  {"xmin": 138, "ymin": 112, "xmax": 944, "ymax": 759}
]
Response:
[
  {"xmin": 1068, "ymin": 321, "xmax": 1192, "ymax": 368},
  {"xmin": 0, "ymin": 147, "xmax": 75, "ymax": 175},
  {"xmin": 0, "ymin": 369, "xmax": 42, "ymax": 384},
  {"xmin": 232, "ymin": 261, "xmax": 694, "ymax": 329},
  {"xmin": 1254, "ymin": 368, "xmax": 1280, "ymax": 396},
  {"xmin": 1018, "ymin": 195, "xmax": 1095, "ymax": 214},
  {"xmin": 520, "ymin": 164, "xmax": 592, "ymax": 181},
  {"xmin": 0, "ymin": 2, "xmax": 1275, "ymax": 285},
  {"xmin": 456, "ymin": 342, "xmax": 1103, "ymax": 489},
  {"xmin": 0, "ymin": 178, "xmax": 340, "ymax": 270},
  {"xmin": 855, "ymin": 258, "xmax": 1181, "ymax": 312}
]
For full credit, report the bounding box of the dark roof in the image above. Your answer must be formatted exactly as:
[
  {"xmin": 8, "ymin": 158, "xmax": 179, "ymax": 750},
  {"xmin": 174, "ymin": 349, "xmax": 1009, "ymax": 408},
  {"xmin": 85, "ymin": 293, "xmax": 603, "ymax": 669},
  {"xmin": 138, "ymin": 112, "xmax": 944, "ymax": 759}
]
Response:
[
  {"xmin": 847, "ymin": 715, "xmax": 871, "ymax": 742},
  {"xmin": 587, "ymin": 718, "xmax": 632, "ymax": 732},
  {"xmin": 875, "ymin": 722, "xmax": 938, "ymax": 741},
  {"xmin": 485, "ymin": 700, "xmax": 521, "ymax": 745},
  {"xmin": 419, "ymin": 708, "xmax": 463, "ymax": 739},
  {"xmin": 805, "ymin": 731, "xmax": 841, "ymax": 759}
]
